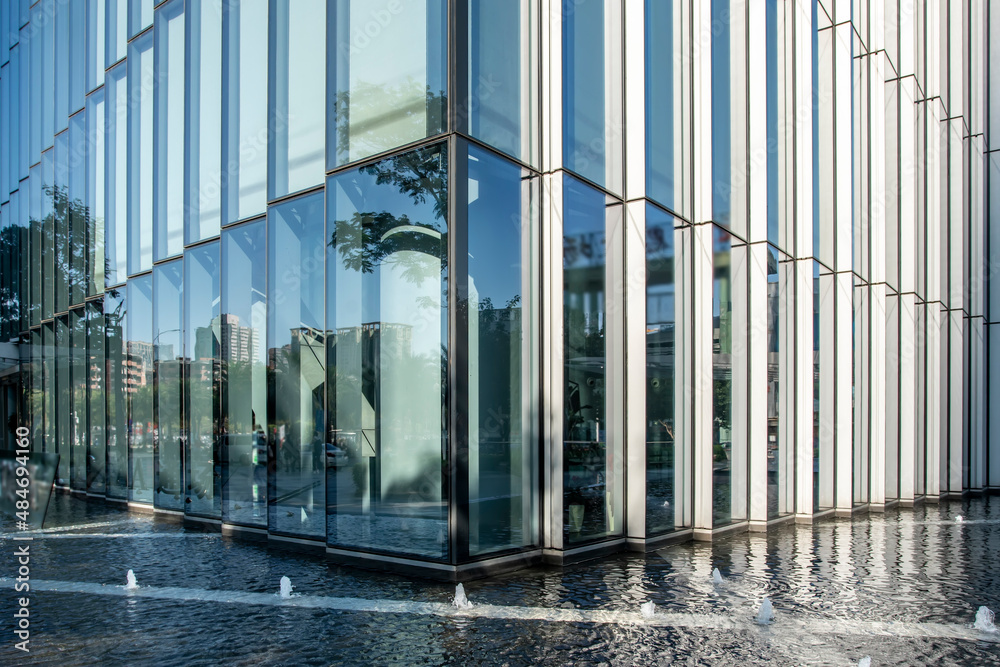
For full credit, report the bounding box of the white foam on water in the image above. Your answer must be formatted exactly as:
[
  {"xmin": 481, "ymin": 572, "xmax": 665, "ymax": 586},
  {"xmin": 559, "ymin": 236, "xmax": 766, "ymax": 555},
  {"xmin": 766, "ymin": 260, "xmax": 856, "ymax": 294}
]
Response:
[
  {"xmin": 640, "ymin": 601, "xmax": 656, "ymax": 618},
  {"xmin": 5, "ymin": 577, "xmax": 997, "ymax": 644},
  {"xmin": 857, "ymin": 657, "xmax": 871, "ymax": 667}
]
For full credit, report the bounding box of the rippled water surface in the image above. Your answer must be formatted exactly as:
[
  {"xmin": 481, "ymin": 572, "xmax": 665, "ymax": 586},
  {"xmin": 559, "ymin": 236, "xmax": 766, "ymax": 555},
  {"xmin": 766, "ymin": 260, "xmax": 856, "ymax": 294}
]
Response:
[{"xmin": 2, "ymin": 495, "xmax": 1000, "ymax": 665}]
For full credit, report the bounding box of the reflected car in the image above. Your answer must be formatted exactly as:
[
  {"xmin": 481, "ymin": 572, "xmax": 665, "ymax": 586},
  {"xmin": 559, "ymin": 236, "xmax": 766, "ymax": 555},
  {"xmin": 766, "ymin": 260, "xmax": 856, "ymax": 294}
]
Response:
[{"xmin": 325, "ymin": 443, "xmax": 348, "ymax": 468}]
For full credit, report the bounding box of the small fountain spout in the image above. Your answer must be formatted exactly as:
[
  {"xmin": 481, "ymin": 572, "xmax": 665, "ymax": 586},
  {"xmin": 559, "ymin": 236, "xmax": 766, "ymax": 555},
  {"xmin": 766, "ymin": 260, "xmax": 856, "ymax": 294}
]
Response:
[
  {"xmin": 279, "ymin": 576, "xmax": 294, "ymax": 599},
  {"xmin": 756, "ymin": 598, "xmax": 774, "ymax": 625},
  {"xmin": 956, "ymin": 515, "xmax": 965, "ymax": 523},
  {"xmin": 125, "ymin": 570, "xmax": 138, "ymax": 590},
  {"xmin": 453, "ymin": 583, "xmax": 473, "ymax": 609},
  {"xmin": 640, "ymin": 601, "xmax": 656, "ymax": 618},
  {"xmin": 712, "ymin": 568, "xmax": 724, "ymax": 585},
  {"xmin": 857, "ymin": 657, "xmax": 871, "ymax": 667}
]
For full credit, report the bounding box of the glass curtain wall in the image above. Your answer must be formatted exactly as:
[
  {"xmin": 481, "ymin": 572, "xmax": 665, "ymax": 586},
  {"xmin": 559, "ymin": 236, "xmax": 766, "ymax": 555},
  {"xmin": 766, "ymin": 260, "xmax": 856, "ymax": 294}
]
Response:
[
  {"xmin": 268, "ymin": 192, "xmax": 326, "ymax": 539},
  {"xmin": 562, "ymin": 174, "xmax": 621, "ymax": 544},
  {"xmin": 105, "ymin": 62, "xmax": 128, "ymax": 286},
  {"xmin": 327, "ymin": 0, "xmax": 447, "ymax": 168},
  {"xmin": 86, "ymin": 88, "xmax": 106, "ymax": 297},
  {"xmin": 185, "ymin": 242, "xmax": 221, "ymax": 517},
  {"xmin": 221, "ymin": 219, "xmax": 267, "ymax": 526},
  {"xmin": 327, "ymin": 143, "xmax": 448, "ymax": 559},
  {"xmin": 153, "ymin": 260, "xmax": 184, "ymax": 510}
]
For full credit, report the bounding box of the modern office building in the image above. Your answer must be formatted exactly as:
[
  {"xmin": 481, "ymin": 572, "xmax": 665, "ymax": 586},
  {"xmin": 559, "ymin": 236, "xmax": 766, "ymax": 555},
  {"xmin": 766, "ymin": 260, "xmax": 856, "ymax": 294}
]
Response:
[{"xmin": 0, "ymin": 0, "xmax": 997, "ymax": 578}]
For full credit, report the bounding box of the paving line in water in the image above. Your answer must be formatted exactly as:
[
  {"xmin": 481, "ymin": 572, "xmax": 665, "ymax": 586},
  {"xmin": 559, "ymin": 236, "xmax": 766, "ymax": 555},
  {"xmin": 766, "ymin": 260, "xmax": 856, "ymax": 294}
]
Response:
[{"xmin": 5, "ymin": 578, "xmax": 997, "ymax": 644}]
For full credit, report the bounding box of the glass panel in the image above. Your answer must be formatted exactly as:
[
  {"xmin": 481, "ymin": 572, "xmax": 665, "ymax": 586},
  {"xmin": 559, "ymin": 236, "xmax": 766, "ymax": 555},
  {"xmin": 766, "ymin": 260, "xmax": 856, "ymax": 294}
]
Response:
[
  {"xmin": 466, "ymin": 143, "xmax": 536, "ymax": 556},
  {"xmin": 29, "ymin": 329, "xmax": 42, "ymax": 453},
  {"xmin": 43, "ymin": 322, "xmax": 56, "ymax": 476},
  {"xmin": 153, "ymin": 0, "xmax": 184, "ymax": 260},
  {"xmin": 562, "ymin": 174, "xmax": 617, "ymax": 544},
  {"xmin": 268, "ymin": 0, "xmax": 325, "ymax": 198},
  {"xmin": 19, "ymin": 29, "xmax": 30, "ymax": 180},
  {"xmin": 30, "ymin": 7, "xmax": 45, "ymax": 159},
  {"xmin": 1, "ymin": 63, "xmax": 9, "ymax": 201},
  {"xmin": 562, "ymin": 0, "xmax": 604, "ymax": 187},
  {"xmin": 127, "ymin": 275, "xmax": 154, "ymax": 503},
  {"xmin": 328, "ymin": 0, "xmax": 447, "ymax": 168},
  {"xmin": 327, "ymin": 143, "xmax": 448, "ymax": 558},
  {"xmin": 106, "ymin": 288, "xmax": 128, "ymax": 498},
  {"xmin": 153, "ymin": 260, "xmax": 184, "ymax": 510},
  {"xmin": 221, "ymin": 219, "xmax": 267, "ymax": 526},
  {"xmin": 711, "ymin": 0, "xmax": 744, "ymax": 226},
  {"xmin": 645, "ymin": 204, "xmax": 676, "ymax": 536},
  {"xmin": 87, "ymin": 301, "xmax": 106, "ymax": 494},
  {"xmin": 712, "ymin": 225, "xmax": 746, "ymax": 526},
  {"xmin": 106, "ymin": 0, "xmax": 127, "ymax": 66},
  {"xmin": 54, "ymin": 131, "xmax": 68, "ymax": 313},
  {"xmin": 467, "ymin": 0, "xmax": 527, "ymax": 162},
  {"xmin": 86, "ymin": 88, "xmax": 106, "ymax": 296},
  {"xmin": 185, "ymin": 0, "xmax": 222, "ymax": 243},
  {"xmin": 69, "ymin": 112, "xmax": 87, "ymax": 306},
  {"xmin": 105, "ymin": 62, "xmax": 127, "ymax": 284},
  {"xmin": 222, "ymin": 0, "xmax": 267, "ymax": 224},
  {"xmin": 766, "ymin": 245, "xmax": 792, "ymax": 519},
  {"xmin": 70, "ymin": 0, "xmax": 86, "ymax": 112},
  {"xmin": 645, "ymin": 0, "xmax": 680, "ymax": 212},
  {"xmin": 29, "ymin": 165, "xmax": 40, "ymax": 327},
  {"xmin": 42, "ymin": 150, "xmax": 54, "ymax": 320},
  {"xmin": 129, "ymin": 0, "xmax": 152, "ymax": 38},
  {"xmin": 766, "ymin": 0, "xmax": 778, "ymax": 246},
  {"xmin": 55, "ymin": 0, "xmax": 68, "ymax": 133},
  {"xmin": 185, "ymin": 242, "xmax": 221, "ymax": 517},
  {"xmin": 71, "ymin": 308, "xmax": 88, "ymax": 491},
  {"xmin": 87, "ymin": 0, "xmax": 106, "ymax": 93},
  {"xmin": 56, "ymin": 315, "xmax": 69, "ymax": 486},
  {"xmin": 268, "ymin": 192, "xmax": 325, "ymax": 539},
  {"xmin": 127, "ymin": 32, "xmax": 153, "ymax": 274}
]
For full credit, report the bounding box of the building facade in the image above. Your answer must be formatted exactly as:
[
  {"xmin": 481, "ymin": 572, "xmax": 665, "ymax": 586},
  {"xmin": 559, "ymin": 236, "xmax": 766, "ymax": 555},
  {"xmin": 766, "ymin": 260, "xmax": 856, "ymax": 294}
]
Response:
[{"xmin": 0, "ymin": 0, "xmax": 997, "ymax": 578}]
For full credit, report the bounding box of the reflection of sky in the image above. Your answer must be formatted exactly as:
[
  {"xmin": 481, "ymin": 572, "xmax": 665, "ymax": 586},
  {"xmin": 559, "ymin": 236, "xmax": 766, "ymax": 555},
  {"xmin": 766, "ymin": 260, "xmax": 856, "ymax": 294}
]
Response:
[
  {"xmin": 711, "ymin": 0, "xmax": 731, "ymax": 224},
  {"xmin": 468, "ymin": 146, "xmax": 522, "ymax": 308}
]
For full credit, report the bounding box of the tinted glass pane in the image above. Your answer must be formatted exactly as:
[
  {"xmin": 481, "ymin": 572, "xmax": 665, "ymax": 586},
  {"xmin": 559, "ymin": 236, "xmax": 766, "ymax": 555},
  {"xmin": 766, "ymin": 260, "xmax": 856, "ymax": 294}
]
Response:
[
  {"xmin": 563, "ymin": 174, "xmax": 612, "ymax": 543},
  {"xmin": 268, "ymin": 0, "xmax": 325, "ymax": 198},
  {"xmin": 29, "ymin": 167, "xmax": 41, "ymax": 328},
  {"xmin": 87, "ymin": 0, "xmax": 106, "ymax": 92},
  {"xmin": 56, "ymin": 315, "xmax": 69, "ymax": 485},
  {"xmin": 106, "ymin": 288, "xmax": 128, "ymax": 498},
  {"xmin": 86, "ymin": 89, "xmax": 106, "ymax": 296},
  {"xmin": 105, "ymin": 62, "xmax": 128, "ymax": 284},
  {"xmin": 42, "ymin": 150, "xmax": 54, "ymax": 320},
  {"xmin": 327, "ymin": 143, "xmax": 448, "ymax": 558},
  {"xmin": 129, "ymin": 0, "xmax": 152, "ymax": 38},
  {"xmin": 645, "ymin": 204, "xmax": 676, "ymax": 535},
  {"xmin": 185, "ymin": 0, "xmax": 222, "ymax": 243},
  {"xmin": 466, "ymin": 144, "xmax": 537, "ymax": 555},
  {"xmin": 153, "ymin": 260, "xmax": 184, "ymax": 510},
  {"xmin": 71, "ymin": 308, "xmax": 87, "ymax": 490},
  {"xmin": 268, "ymin": 192, "xmax": 325, "ymax": 538},
  {"xmin": 127, "ymin": 33, "xmax": 153, "ymax": 274},
  {"xmin": 711, "ymin": 0, "xmax": 731, "ymax": 226},
  {"xmin": 43, "ymin": 322, "xmax": 57, "ymax": 478},
  {"xmin": 328, "ymin": 0, "xmax": 447, "ymax": 168},
  {"xmin": 69, "ymin": 112, "xmax": 87, "ymax": 306},
  {"xmin": 562, "ymin": 0, "xmax": 604, "ymax": 186},
  {"xmin": 222, "ymin": 0, "xmax": 267, "ymax": 224},
  {"xmin": 106, "ymin": 0, "xmax": 127, "ymax": 66},
  {"xmin": 127, "ymin": 275, "xmax": 153, "ymax": 503},
  {"xmin": 467, "ymin": 0, "xmax": 524, "ymax": 161},
  {"xmin": 69, "ymin": 0, "xmax": 86, "ymax": 112},
  {"xmin": 645, "ymin": 0, "xmax": 676, "ymax": 211},
  {"xmin": 55, "ymin": 0, "xmax": 68, "ymax": 133},
  {"xmin": 221, "ymin": 220, "xmax": 267, "ymax": 526},
  {"xmin": 54, "ymin": 132, "xmax": 68, "ymax": 313},
  {"xmin": 153, "ymin": 0, "xmax": 185, "ymax": 260},
  {"xmin": 185, "ymin": 242, "xmax": 221, "ymax": 517},
  {"xmin": 87, "ymin": 301, "xmax": 106, "ymax": 494}
]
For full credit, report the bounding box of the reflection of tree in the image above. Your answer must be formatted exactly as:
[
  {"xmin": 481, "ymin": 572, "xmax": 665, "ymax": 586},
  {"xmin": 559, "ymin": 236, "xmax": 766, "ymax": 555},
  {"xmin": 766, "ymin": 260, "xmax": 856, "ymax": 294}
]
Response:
[{"xmin": 329, "ymin": 144, "xmax": 448, "ymax": 278}]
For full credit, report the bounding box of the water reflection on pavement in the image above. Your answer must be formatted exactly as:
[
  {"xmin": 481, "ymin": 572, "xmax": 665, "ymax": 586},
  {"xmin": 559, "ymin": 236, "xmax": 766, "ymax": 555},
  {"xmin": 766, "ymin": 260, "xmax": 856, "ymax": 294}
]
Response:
[{"xmin": 1, "ymin": 494, "xmax": 999, "ymax": 665}]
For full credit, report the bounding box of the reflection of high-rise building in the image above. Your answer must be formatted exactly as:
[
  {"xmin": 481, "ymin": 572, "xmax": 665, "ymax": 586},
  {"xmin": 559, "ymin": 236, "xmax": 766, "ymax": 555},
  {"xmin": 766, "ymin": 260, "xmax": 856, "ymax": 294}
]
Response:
[{"xmin": 213, "ymin": 314, "xmax": 260, "ymax": 364}]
